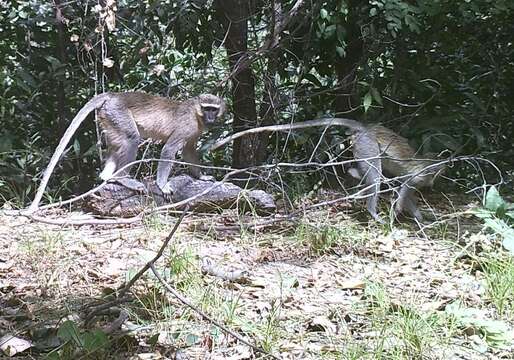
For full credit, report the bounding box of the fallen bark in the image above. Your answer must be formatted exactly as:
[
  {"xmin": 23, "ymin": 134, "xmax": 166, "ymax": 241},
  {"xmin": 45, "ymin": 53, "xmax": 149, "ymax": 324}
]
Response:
[{"xmin": 83, "ymin": 175, "xmax": 276, "ymax": 217}]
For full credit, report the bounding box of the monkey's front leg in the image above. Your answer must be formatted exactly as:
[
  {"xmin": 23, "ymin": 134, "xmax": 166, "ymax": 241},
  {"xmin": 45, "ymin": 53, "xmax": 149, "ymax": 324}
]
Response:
[
  {"xmin": 157, "ymin": 139, "xmax": 184, "ymax": 194},
  {"xmin": 183, "ymin": 139, "xmax": 215, "ymax": 181}
]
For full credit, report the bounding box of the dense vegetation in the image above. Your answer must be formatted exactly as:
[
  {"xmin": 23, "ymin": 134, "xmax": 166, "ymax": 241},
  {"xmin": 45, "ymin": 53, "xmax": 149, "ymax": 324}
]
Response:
[
  {"xmin": 2, "ymin": 2, "xmax": 514, "ymax": 358},
  {"xmin": 1, "ymin": 0, "xmax": 513, "ymax": 205}
]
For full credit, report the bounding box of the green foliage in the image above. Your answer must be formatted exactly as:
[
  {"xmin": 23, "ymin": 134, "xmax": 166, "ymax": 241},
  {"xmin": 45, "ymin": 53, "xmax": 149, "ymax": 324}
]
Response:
[
  {"xmin": 1, "ymin": 0, "xmax": 512, "ymax": 204},
  {"xmin": 47, "ymin": 320, "xmax": 109, "ymax": 359},
  {"xmin": 363, "ymin": 282, "xmax": 451, "ymax": 359},
  {"xmin": 481, "ymin": 256, "xmax": 514, "ymax": 316},
  {"xmin": 473, "ymin": 186, "xmax": 514, "ymax": 254},
  {"xmin": 446, "ymin": 302, "xmax": 514, "ymax": 349},
  {"xmin": 294, "ymin": 215, "xmax": 367, "ymax": 254}
]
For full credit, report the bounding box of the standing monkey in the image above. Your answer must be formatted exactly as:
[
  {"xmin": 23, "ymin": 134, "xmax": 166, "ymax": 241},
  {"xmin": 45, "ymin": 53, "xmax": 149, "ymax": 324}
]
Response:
[
  {"xmin": 211, "ymin": 118, "xmax": 446, "ymax": 222},
  {"xmin": 28, "ymin": 92, "xmax": 225, "ymax": 212}
]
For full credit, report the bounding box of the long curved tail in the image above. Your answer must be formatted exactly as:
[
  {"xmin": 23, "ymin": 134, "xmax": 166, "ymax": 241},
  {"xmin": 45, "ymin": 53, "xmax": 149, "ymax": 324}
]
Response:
[
  {"xmin": 27, "ymin": 93, "xmax": 110, "ymax": 212},
  {"xmin": 210, "ymin": 117, "xmax": 365, "ymax": 151}
]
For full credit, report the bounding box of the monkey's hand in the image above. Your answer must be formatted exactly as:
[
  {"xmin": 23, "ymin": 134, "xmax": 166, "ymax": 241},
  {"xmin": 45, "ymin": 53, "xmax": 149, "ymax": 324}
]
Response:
[{"xmin": 199, "ymin": 174, "xmax": 215, "ymax": 182}]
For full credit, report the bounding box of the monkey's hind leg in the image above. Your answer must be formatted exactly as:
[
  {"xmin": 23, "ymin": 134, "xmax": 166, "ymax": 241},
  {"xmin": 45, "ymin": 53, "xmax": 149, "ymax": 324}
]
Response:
[
  {"xmin": 99, "ymin": 109, "xmax": 140, "ymax": 180},
  {"xmin": 182, "ymin": 139, "xmax": 202, "ymax": 178},
  {"xmin": 352, "ymin": 130, "xmax": 383, "ymax": 222},
  {"xmin": 183, "ymin": 139, "xmax": 214, "ymax": 181},
  {"xmin": 395, "ymin": 185, "xmax": 423, "ymax": 221},
  {"xmin": 350, "ymin": 161, "xmax": 382, "ymax": 222}
]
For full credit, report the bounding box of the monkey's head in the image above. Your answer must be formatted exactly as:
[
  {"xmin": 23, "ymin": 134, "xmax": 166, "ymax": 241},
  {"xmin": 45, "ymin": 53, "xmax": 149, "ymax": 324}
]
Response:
[{"xmin": 196, "ymin": 94, "xmax": 226, "ymax": 127}]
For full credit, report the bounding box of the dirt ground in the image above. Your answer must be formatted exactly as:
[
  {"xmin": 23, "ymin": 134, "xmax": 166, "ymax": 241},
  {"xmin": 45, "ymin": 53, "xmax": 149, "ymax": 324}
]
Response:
[{"xmin": 0, "ymin": 193, "xmax": 513, "ymax": 359}]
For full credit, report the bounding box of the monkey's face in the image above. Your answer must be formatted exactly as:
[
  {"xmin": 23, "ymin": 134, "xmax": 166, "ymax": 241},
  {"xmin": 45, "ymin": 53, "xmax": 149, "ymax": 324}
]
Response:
[
  {"xmin": 201, "ymin": 105, "xmax": 222, "ymax": 127},
  {"xmin": 197, "ymin": 94, "xmax": 225, "ymax": 127}
]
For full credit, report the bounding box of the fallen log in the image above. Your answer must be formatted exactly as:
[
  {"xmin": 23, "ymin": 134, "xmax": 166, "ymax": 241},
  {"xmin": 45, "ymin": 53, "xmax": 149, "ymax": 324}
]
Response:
[{"xmin": 83, "ymin": 175, "xmax": 276, "ymax": 217}]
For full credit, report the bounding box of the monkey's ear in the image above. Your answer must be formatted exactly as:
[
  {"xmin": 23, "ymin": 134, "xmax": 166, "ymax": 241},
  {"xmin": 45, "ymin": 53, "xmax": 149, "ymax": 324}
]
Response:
[
  {"xmin": 195, "ymin": 103, "xmax": 203, "ymax": 118},
  {"xmin": 218, "ymin": 99, "xmax": 226, "ymax": 117}
]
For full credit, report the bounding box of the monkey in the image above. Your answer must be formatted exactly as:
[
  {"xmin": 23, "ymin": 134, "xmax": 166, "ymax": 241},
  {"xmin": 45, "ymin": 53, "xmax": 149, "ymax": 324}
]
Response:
[
  {"xmin": 345, "ymin": 124, "xmax": 445, "ymax": 222},
  {"xmin": 28, "ymin": 92, "xmax": 225, "ymax": 212},
  {"xmin": 210, "ymin": 118, "xmax": 446, "ymax": 222}
]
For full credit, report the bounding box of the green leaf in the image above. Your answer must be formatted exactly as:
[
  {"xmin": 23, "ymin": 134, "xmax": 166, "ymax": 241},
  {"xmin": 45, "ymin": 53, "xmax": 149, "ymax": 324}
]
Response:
[
  {"xmin": 371, "ymin": 87, "xmax": 383, "ymax": 105},
  {"xmin": 325, "ymin": 24, "xmax": 336, "ymax": 38},
  {"xmin": 185, "ymin": 333, "xmax": 199, "ymax": 346},
  {"xmin": 501, "ymin": 229, "xmax": 514, "ymax": 254},
  {"xmin": 471, "ymin": 207, "xmax": 493, "ymax": 220},
  {"xmin": 336, "ymin": 46, "xmax": 345, "ymax": 58},
  {"xmin": 303, "ymin": 73, "xmax": 322, "ymax": 87},
  {"xmin": 16, "ymin": 69, "xmax": 37, "ymax": 89},
  {"xmin": 464, "ymin": 92, "xmax": 487, "ymax": 113},
  {"xmin": 73, "ymin": 139, "xmax": 81, "ymax": 158},
  {"xmin": 363, "ymin": 92, "xmax": 372, "ymax": 112},
  {"xmin": 148, "ymin": 333, "xmax": 159, "ymax": 346},
  {"xmin": 484, "ymin": 186, "xmax": 507, "ymax": 213},
  {"xmin": 57, "ymin": 320, "xmax": 83, "ymax": 347},
  {"xmin": 446, "ymin": 302, "xmax": 514, "ymax": 348},
  {"xmin": 320, "ymin": 8, "xmax": 328, "ymax": 19},
  {"xmin": 82, "ymin": 330, "xmax": 108, "ymax": 352},
  {"xmin": 483, "ymin": 217, "xmax": 514, "ymax": 254}
]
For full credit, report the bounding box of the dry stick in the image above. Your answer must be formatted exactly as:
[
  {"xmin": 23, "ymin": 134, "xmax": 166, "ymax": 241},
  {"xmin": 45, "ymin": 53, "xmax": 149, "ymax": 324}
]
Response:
[
  {"xmin": 25, "ymin": 157, "xmax": 429, "ymax": 227},
  {"xmin": 150, "ymin": 264, "xmax": 280, "ymax": 360},
  {"xmin": 86, "ymin": 208, "xmax": 188, "ymax": 322},
  {"xmin": 86, "ymin": 207, "xmax": 279, "ymax": 359}
]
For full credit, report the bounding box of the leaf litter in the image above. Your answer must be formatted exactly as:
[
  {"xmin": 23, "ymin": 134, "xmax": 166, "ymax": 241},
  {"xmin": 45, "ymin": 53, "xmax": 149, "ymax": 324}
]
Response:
[{"xmin": 0, "ymin": 195, "xmax": 513, "ymax": 359}]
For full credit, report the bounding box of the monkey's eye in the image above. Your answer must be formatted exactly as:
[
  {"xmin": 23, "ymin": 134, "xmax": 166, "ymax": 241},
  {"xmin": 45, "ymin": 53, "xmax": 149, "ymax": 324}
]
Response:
[{"xmin": 203, "ymin": 106, "xmax": 219, "ymax": 112}]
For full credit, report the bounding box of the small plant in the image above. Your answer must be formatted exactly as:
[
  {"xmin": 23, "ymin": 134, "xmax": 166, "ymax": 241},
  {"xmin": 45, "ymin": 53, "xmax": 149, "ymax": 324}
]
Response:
[
  {"xmin": 143, "ymin": 213, "xmax": 171, "ymax": 232},
  {"xmin": 258, "ymin": 299, "xmax": 282, "ymax": 353},
  {"xmin": 47, "ymin": 320, "xmax": 109, "ymax": 359},
  {"xmin": 362, "ymin": 282, "xmax": 448, "ymax": 359},
  {"xmin": 221, "ymin": 293, "xmax": 242, "ymax": 325},
  {"xmin": 445, "ymin": 302, "xmax": 514, "ymax": 350},
  {"xmin": 19, "ymin": 230, "xmax": 64, "ymax": 256},
  {"xmin": 295, "ymin": 217, "xmax": 367, "ymax": 255},
  {"xmin": 473, "ymin": 186, "xmax": 514, "ymax": 254},
  {"xmin": 481, "ymin": 256, "xmax": 514, "ymax": 316}
]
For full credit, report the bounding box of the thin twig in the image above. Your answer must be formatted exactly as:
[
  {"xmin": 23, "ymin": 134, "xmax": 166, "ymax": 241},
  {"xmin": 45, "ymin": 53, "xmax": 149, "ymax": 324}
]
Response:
[
  {"xmin": 85, "ymin": 208, "xmax": 188, "ymax": 321},
  {"xmin": 150, "ymin": 263, "xmax": 280, "ymax": 360}
]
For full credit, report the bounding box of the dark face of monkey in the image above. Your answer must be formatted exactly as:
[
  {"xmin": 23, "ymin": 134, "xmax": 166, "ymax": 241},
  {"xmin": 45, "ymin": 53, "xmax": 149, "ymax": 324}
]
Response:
[
  {"xmin": 197, "ymin": 94, "xmax": 225, "ymax": 128},
  {"xmin": 201, "ymin": 105, "xmax": 221, "ymax": 126}
]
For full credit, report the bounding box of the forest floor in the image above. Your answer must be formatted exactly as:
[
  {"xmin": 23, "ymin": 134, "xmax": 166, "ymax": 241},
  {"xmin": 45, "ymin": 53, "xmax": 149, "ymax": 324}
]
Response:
[{"xmin": 1, "ymin": 192, "xmax": 514, "ymax": 359}]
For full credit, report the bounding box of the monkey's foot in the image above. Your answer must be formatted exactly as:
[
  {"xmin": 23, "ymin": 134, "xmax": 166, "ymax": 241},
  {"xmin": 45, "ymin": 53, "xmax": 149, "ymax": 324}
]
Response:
[{"xmin": 99, "ymin": 161, "xmax": 116, "ymax": 181}]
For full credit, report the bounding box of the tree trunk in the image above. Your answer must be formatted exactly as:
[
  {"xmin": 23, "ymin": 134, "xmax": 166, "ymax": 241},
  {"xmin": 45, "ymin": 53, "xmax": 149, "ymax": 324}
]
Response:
[
  {"xmin": 216, "ymin": 0, "xmax": 260, "ymax": 169},
  {"xmin": 334, "ymin": 1, "xmax": 364, "ymax": 115},
  {"xmin": 255, "ymin": 1, "xmax": 282, "ymax": 164},
  {"xmin": 54, "ymin": 0, "xmax": 68, "ymax": 133}
]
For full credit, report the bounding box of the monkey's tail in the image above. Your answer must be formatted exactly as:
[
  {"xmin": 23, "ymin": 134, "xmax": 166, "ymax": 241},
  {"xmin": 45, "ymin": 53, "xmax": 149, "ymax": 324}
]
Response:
[
  {"xmin": 210, "ymin": 117, "xmax": 366, "ymax": 151},
  {"xmin": 27, "ymin": 93, "xmax": 110, "ymax": 212}
]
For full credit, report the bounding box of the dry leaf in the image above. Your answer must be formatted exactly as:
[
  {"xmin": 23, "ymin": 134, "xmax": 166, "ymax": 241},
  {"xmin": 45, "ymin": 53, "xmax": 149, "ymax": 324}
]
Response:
[
  {"xmin": 0, "ymin": 335, "xmax": 32, "ymax": 356},
  {"xmin": 307, "ymin": 315, "xmax": 336, "ymax": 334},
  {"xmin": 337, "ymin": 278, "xmax": 366, "ymax": 289}
]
